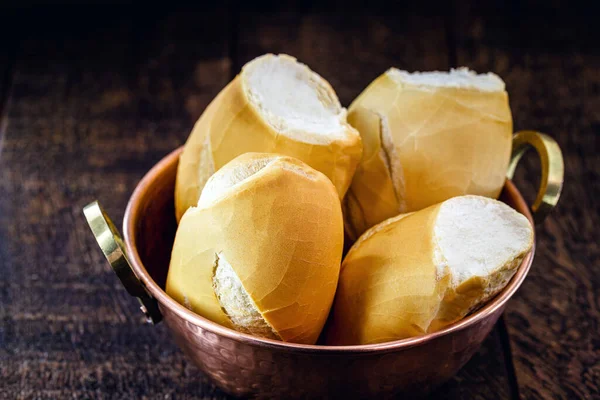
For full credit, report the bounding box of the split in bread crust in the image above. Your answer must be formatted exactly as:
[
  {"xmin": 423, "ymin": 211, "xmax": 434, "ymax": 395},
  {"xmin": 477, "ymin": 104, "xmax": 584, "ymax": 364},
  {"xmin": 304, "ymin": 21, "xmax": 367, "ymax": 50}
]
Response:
[
  {"xmin": 327, "ymin": 195, "xmax": 533, "ymax": 345},
  {"xmin": 344, "ymin": 67, "xmax": 512, "ymax": 239},
  {"xmin": 168, "ymin": 153, "xmax": 344, "ymax": 344}
]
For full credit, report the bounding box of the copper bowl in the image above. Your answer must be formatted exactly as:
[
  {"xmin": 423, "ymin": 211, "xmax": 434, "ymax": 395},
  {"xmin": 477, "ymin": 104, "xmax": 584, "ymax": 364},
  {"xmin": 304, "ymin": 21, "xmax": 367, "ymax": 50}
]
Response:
[{"xmin": 84, "ymin": 130, "xmax": 564, "ymax": 398}]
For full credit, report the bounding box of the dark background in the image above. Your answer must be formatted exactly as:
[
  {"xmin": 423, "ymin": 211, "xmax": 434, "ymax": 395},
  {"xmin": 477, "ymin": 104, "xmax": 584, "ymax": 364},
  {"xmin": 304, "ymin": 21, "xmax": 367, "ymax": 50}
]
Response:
[{"xmin": 0, "ymin": 1, "xmax": 598, "ymax": 399}]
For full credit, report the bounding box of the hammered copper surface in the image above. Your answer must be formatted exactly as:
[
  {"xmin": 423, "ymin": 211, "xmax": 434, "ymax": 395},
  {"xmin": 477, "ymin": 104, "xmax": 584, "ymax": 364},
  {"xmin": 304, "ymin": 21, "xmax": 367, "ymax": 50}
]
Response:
[
  {"xmin": 119, "ymin": 146, "xmax": 536, "ymax": 398},
  {"xmin": 160, "ymin": 302, "xmax": 504, "ymax": 398}
]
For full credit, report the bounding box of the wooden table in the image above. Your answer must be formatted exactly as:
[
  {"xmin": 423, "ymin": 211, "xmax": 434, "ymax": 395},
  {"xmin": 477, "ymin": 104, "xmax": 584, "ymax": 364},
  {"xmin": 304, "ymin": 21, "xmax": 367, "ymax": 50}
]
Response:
[{"xmin": 0, "ymin": 3, "xmax": 598, "ymax": 399}]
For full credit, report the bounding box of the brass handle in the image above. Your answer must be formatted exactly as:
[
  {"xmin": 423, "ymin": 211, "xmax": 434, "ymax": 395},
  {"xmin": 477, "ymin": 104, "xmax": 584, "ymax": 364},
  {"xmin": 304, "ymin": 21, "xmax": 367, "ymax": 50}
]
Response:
[
  {"xmin": 507, "ymin": 130, "xmax": 564, "ymax": 224},
  {"xmin": 83, "ymin": 201, "xmax": 162, "ymax": 324}
]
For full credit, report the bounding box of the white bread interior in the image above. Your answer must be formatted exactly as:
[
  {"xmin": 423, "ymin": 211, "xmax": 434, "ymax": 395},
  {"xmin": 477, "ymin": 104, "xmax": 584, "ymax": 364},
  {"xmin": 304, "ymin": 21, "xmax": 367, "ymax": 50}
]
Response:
[
  {"xmin": 344, "ymin": 67, "xmax": 512, "ymax": 240},
  {"xmin": 387, "ymin": 68, "xmax": 505, "ymax": 91},
  {"xmin": 167, "ymin": 153, "xmax": 344, "ymax": 344},
  {"xmin": 244, "ymin": 55, "xmax": 348, "ymax": 142},
  {"xmin": 198, "ymin": 154, "xmax": 277, "ymax": 208},
  {"xmin": 434, "ymin": 196, "xmax": 531, "ymax": 286},
  {"xmin": 175, "ymin": 54, "xmax": 362, "ymax": 222},
  {"xmin": 213, "ymin": 252, "xmax": 280, "ymax": 340},
  {"xmin": 327, "ymin": 195, "xmax": 533, "ymax": 345}
]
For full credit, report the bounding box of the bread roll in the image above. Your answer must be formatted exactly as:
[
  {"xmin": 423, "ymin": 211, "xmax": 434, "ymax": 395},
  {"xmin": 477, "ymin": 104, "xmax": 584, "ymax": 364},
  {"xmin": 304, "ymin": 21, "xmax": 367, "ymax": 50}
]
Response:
[
  {"xmin": 344, "ymin": 68, "xmax": 512, "ymax": 239},
  {"xmin": 326, "ymin": 195, "xmax": 533, "ymax": 345},
  {"xmin": 167, "ymin": 153, "xmax": 344, "ymax": 344},
  {"xmin": 175, "ymin": 53, "xmax": 362, "ymax": 222}
]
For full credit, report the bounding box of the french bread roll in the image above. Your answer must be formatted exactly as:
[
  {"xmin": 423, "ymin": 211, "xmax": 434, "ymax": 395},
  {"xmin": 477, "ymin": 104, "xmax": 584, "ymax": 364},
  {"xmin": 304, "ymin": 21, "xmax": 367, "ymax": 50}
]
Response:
[
  {"xmin": 326, "ymin": 195, "xmax": 533, "ymax": 345},
  {"xmin": 344, "ymin": 68, "xmax": 512, "ymax": 239},
  {"xmin": 167, "ymin": 153, "xmax": 344, "ymax": 344},
  {"xmin": 175, "ymin": 53, "xmax": 362, "ymax": 222}
]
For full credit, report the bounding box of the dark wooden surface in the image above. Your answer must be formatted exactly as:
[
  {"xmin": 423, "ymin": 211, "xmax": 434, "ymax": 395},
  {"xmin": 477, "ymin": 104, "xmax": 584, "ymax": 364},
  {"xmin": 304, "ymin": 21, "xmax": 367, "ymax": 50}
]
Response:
[{"xmin": 0, "ymin": 3, "xmax": 598, "ymax": 399}]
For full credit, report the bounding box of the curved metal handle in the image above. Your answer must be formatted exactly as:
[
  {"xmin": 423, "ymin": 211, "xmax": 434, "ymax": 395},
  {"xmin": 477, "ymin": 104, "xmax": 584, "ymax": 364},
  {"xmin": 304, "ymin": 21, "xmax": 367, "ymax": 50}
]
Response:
[
  {"xmin": 83, "ymin": 201, "xmax": 162, "ymax": 324},
  {"xmin": 507, "ymin": 130, "xmax": 564, "ymax": 224}
]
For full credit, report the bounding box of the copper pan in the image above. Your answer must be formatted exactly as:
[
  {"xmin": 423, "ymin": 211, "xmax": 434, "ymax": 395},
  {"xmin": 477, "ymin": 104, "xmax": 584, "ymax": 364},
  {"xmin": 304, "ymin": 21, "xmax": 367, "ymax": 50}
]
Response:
[{"xmin": 83, "ymin": 130, "xmax": 564, "ymax": 398}]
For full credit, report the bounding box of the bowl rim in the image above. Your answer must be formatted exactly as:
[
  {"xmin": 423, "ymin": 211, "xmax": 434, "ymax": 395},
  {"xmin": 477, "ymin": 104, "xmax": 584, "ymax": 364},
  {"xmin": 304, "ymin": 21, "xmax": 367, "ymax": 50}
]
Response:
[{"xmin": 124, "ymin": 146, "xmax": 535, "ymax": 354}]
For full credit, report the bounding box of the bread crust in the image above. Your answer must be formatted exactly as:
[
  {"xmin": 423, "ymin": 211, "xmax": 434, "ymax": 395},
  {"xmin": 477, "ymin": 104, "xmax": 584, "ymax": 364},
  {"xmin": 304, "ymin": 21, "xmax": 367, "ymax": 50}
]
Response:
[
  {"xmin": 327, "ymin": 196, "xmax": 533, "ymax": 345},
  {"xmin": 344, "ymin": 69, "xmax": 513, "ymax": 239},
  {"xmin": 175, "ymin": 54, "xmax": 362, "ymax": 222},
  {"xmin": 168, "ymin": 153, "xmax": 344, "ymax": 344}
]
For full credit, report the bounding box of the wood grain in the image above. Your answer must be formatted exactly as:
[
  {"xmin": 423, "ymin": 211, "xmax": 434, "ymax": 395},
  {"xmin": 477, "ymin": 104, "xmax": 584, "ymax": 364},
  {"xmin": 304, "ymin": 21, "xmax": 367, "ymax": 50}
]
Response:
[
  {"xmin": 0, "ymin": 6, "xmax": 231, "ymax": 399},
  {"xmin": 454, "ymin": 2, "xmax": 600, "ymax": 399},
  {"xmin": 0, "ymin": 5, "xmax": 519, "ymax": 399},
  {"xmin": 1, "ymin": 2, "xmax": 597, "ymax": 399}
]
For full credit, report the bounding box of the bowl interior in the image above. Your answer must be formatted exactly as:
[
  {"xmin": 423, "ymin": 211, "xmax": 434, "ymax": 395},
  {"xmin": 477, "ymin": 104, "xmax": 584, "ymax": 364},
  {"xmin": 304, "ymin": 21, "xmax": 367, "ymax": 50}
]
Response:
[
  {"xmin": 128, "ymin": 154, "xmax": 178, "ymax": 291},
  {"xmin": 124, "ymin": 147, "xmax": 534, "ymax": 350}
]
